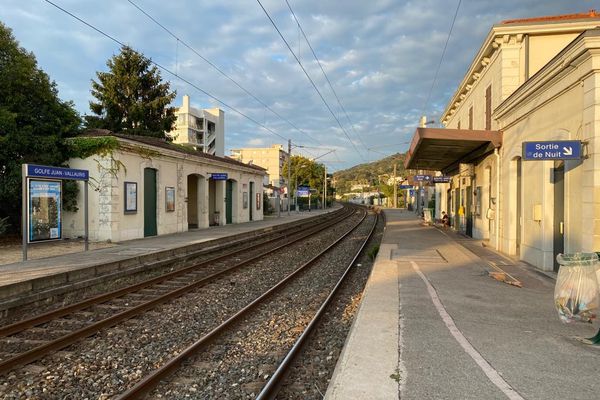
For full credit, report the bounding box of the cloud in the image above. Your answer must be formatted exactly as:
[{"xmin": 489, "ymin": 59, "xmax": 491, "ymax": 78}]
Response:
[{"xmin": 0, "ymin": 0, "xmax": 595, "ymax": 170}]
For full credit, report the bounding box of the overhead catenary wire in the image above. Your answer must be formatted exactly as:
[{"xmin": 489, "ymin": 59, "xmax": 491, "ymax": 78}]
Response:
[
  {"xmin": 420, "ymin": 0, "xmax": 462, "ymax": 118},
  {"xmin": 255, "ymin": 0, "xmax": 367, "ymax": 162},
  {"xmin": 284, "ymin": 0, "xmax": 368, "ymax": 150},
  {"xmin": 126, "ymin": 0, "xmax": 323, "ymax": 148},
  {"xmin": 44, "ymin": 0, "xmax": 304, "ymax": 146}
]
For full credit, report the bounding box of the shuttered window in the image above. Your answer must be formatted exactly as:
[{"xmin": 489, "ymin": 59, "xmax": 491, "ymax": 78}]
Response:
[{"xmin": 485, "ymin": 85, "xmax": 492, "ymax": 130}]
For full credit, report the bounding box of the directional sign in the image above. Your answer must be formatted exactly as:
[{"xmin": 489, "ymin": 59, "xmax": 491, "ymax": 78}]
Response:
[
  {"xmin": 433, "ymin": 176, "xmax": 451, "ymax": 183},
  {"xmin": 414, "ymin": 175, "xmax": 432, "ymax": 182},
  {"xmin": 399, "ymin": 185, "xmax": 413, "ymax": 189},
  {"xmin": 210, "ymin": 173, "xmax": 228, "ymax": 180},
  {"xmin": 296, "ymin": 188, "xmax": 310, "ymax": 197},
  {"xmin": 27, "ymin": 164, "xmax": 89, "ymax": 181},
  {"xmin": 409, "ymin": 189, "xmax": 415, "ymax": 196},
  {"xmin": 522, "ymin": 140, "xmax": 582, "ymax": 161}
]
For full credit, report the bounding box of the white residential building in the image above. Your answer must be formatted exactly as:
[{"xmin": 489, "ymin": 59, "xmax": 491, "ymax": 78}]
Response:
[{"xmin": 170, "ymin": 95, "xmax": 224, "ymax": 157}]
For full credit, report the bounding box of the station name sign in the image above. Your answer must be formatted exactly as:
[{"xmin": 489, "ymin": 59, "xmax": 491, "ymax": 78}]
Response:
[
  {"xmin": 27, "ymin": 164, "xmax": 89, "ymax": 181},
  {"xmin": 522, "ymin": 140, "xmax": 581, "ymax": 161},
  {"xmin": 399, "ymin": 184, "xmax": 413, "ymax": 189},
  {"xmin": 210, "ymin": 173, "xmax": 228, "ymax": 180}
]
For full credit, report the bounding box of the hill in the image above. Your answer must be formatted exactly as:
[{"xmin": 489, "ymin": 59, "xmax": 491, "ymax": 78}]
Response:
[{"xmin": 333, "ymin": 153, "xmax": 407, "ymax": 194}]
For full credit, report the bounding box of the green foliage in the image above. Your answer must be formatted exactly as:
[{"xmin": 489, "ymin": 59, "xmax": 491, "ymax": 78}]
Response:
[
  {"xmin": 86, "ymin": 46, "xmax": 176, "ymax": 139},
  {"xmin": 0, "ymin": 22, "xmax": 81, "ymax": 233},
  {"xmin": 262, "ymin": 192, "xmax": 274, "ymax": 215},
  {"xmin": 368, "ymin": 244, "xmax": 380, "ymax": 261},
  {"xmin": 282, "ymin": 155, "xmax": 326, "ymax": 197},
  {"xmin": 67, "ymin": 136, "xmax": 120, "ymax": 159}
]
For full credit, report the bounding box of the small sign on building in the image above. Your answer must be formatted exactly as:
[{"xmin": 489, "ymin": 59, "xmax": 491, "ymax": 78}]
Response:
[
  {"xmin": 522, "ymin": 140, "xmax": 582, "ymax": 161},
  {"xmin": 210, "ymin": 173, "xmax": 228, "ymax": 180},
  {"xmin": 433, "ymin": 176, "xmax": 451, "ymax": 183}
]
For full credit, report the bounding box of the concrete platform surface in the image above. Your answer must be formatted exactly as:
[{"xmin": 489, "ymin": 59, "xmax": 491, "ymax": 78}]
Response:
[
  {"xmin": 0, "ymin": 208, "xmax": 337, "ymax": 308},
  {"xmin": 326, "ymin": 209, "xmax": 600, "ymax": 400}
]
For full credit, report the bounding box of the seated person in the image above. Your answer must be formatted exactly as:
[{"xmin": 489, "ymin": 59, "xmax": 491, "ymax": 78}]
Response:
[{"xmin": 441, "ymin": 211, "xmax": 449, "ymax": 228}]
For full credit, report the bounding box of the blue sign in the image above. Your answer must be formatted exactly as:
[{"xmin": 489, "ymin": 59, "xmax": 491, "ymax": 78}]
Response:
[
  {"xmin": 522, "ymin": 140, "xmax": 582, "ymax": 161},
  {"xmin": 297, "ymin": 187, "xmax": 310, "ymax": 197},
  {"xmin": 210, "ymin": 173, "xmax": 228, "ymax": 180},
  {"xmin": 29, "ymin": 179, "xmax": 62, "ymax": 242},
  {"xmin": 399, "ymin": 185, "xmax": 413, "ymax": 189},
  {"xmin": 27, "ymin": 164, "xmax": 89, "ymax": 181},
  {"xmin": 415, "ymin": 175, "xmax": 432, "ymax": 182},
  {"xmin": 433, "ymin": 176, "xmax": 451, "ymax": 183}
]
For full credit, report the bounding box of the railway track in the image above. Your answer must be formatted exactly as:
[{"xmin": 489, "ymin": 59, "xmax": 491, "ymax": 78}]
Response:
[
  {"xmin": 0, "ymin": 205, "xmax": 375, "ymax": 399},
  {"xmin": 0, "ymin": 205, "xmax": 356, "ymax": 375},
  {"xmin": 115, "ymin": 207, "xmax": 377, "ymax": 399}
]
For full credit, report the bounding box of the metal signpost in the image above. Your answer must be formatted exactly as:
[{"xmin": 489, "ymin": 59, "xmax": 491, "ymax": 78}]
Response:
[
  {"xmin": 522, "ymin": 140, "xmax": 582, "ymax": 161},
  {"xmin": 22, "ymin": 164, "xmax": 89, "ymax": 261}
]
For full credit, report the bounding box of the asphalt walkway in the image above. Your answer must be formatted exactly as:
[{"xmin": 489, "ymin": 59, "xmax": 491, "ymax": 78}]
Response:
[{"xmin": 326, "ymin": 209, "xmax": 600, "ymax": 400}]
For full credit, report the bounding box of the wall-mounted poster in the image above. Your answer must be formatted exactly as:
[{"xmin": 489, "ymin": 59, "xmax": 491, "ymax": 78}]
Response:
[
  {"xmin": 243, "ymin": 192, "xmax": 248, "ymax": 209},
  {"xmin": 124, "ymin": 182, "xmax": 137, "ymax": 213},
  {"xmin": 28, "ymin": 179, "xmax": 62, "ymax": 242},
  {"xmin": 165, "ymin": 187, "xmax": 175, "ymax": 212},
  {"xmin": 256, "ymin": 193, "xmax": 261, "ymax": 210}
]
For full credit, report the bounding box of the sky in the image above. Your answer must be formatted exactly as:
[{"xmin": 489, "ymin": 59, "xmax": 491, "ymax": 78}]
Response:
[{"xmin": 1, "ymin": 0, "xmax": 596, "ymax": 171}]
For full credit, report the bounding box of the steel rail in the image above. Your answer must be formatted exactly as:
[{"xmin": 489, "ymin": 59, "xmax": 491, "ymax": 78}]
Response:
[
  {"xmin": 116, "ymin": 206, "xmax": 369, "ymax": 400},
  {"xmin": 256, "ymin": 211, "xmax": 379, "ymax": 399},
  {"xmin": 0, "ymin": 206, "xmax": 348, "ymax": 338},
  {"xmin": 0, "ymin": 206, "xmax": 357, "ymax": 375}
]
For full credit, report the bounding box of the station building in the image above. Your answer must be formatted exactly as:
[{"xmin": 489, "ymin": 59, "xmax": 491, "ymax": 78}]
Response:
[
  {"xmin": 63, "ymin": 130, "xmax": 266, "ymax": 242},
  {"xmin": 404, "ymin": 10, "xmax": 600, "ymax": 271}
]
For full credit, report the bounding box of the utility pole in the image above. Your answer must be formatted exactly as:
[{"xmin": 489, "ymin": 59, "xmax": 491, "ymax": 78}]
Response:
[
  {"xmin": 393, "ymin": 163, "xmax": 397, "ymax": 208},
  {"xmin": 323, "ymin": 165, "xmax": 327, "ymax": 210},
  {"xmin": 287, "ymin": 139, "xmax": 291, "ymax": 216}
]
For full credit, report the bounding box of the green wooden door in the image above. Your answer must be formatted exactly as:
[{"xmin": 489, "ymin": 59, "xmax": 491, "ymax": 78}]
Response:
[
  {"xmin": 144, "ymin": 168, "xmax": 157, "ymax": 237},
  {"xmin": 249, "ymin": 182, "xmax": 254, "ymax": 221},
  {"xmin": 226, "ymin": 180, "xmax": 233, "ymax": 224}
]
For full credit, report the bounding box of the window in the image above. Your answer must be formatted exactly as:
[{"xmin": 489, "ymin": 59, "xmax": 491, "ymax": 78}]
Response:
[{"xmin": 485, "ymin": 85, "xmax": 492, "ymax": 130}]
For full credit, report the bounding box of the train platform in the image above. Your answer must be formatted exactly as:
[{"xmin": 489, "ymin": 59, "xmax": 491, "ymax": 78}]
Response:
[
  {"xmin": 0, "ymin": 207, "xmax": 338, "ymax": 311},
  {"xmin": 325, "ymin": 209, "xmax": 600, "ymax": 400}
]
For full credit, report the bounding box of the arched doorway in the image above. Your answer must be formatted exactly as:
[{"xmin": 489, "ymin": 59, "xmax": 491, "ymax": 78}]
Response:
[{"xmin": 144, "ymin": 168, "xmax": 157, "ymax": 237}]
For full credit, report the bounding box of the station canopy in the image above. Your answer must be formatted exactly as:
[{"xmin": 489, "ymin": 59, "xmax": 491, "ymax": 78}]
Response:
[{"xmin": 404, "ymin": 127, "xmax": 502, "ymax": 174}]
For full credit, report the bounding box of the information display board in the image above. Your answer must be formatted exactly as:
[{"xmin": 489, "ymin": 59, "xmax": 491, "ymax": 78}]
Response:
[{"xmin": 28, "ymin": 179, "xmax": 62, "ymax": 242}]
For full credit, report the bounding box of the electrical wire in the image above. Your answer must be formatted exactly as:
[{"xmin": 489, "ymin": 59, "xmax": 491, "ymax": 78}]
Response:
[
  {"xmin": 421, "ymin": 0, "xmax": 462, "ymax": 118},
  {"xmin": 126, "ymin": 0, "xmax": 323, "ymax": 147},
  {"xmin": 284, "ymin": 0, "xmax": 368, "ymax": 150},
  {"xmin": 255, "ymin": 0, "xmax": 367, "ymax": 162},
  {"xmin": 44, "ymin": 0, "xmax": 296, "ymax": 144}
]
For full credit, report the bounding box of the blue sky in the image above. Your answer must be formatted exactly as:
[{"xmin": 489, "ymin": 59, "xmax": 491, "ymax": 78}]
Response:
[{"xmin": 1, "ymin": 0, "xmax": 596, "ymax": 170}]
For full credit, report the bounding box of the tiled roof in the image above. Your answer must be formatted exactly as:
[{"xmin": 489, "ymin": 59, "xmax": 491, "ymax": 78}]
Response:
[
  {"xmin": 79, "ymin": 129, "xmax": 266, "ymax": 173},
  {"xmin": 501, "ymin": 9, "xmax": 598, "ymax": 25}
]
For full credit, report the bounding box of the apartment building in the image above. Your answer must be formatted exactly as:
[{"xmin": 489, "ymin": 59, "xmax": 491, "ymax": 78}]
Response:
[
  {"xmin": 405, "ymin": 10, "xmax": 600, "ymax": 271},
  {"xmin": 230, "ymin": 144, "xmax": 289, "ymax": 188},
  {"xmin": 169, "ymin": 95, "xmax": 224, "ymax": 157}
]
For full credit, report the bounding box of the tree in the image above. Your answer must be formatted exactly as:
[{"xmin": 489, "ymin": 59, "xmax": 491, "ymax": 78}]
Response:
[
  {"xmin": 87, "ymin": 46, "xmax": 176, "ymax": 138},
  {"xmin": 282, "ymin": 155, "xmax": 325, "ymax": 206},
  {"xmin": 0, "ymin": 22, "xmax": 81, "ymax": 234}
]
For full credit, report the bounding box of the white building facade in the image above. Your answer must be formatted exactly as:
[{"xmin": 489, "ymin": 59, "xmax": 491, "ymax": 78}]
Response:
[
  {"xmin": 170, "ymin": 95, "xmax": 225, "ymax": 157},
  {"xmin": 405, "ymin": 11, "xmax": 600, "ymax": 271},
  {"xmin": 64, "ymin": 132, "xmax": 266, "ymax": 242}
]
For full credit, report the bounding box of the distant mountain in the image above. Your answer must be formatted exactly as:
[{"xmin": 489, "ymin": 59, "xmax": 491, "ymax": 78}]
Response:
[{"xmin": 333, "ymin": 153, "xmax": 407, "ymax": 194}]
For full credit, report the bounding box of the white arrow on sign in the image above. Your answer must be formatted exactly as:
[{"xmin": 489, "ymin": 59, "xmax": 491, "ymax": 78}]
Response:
[{"xmin": 563, "ymin": 146, "xmax": 573, "ymax": 156}]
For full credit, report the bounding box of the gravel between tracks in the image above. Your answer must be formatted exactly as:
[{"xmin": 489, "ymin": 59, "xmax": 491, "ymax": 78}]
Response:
[{"xmin": 0, "ymin": 209, "xmax": 366, "ymax": 399}]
